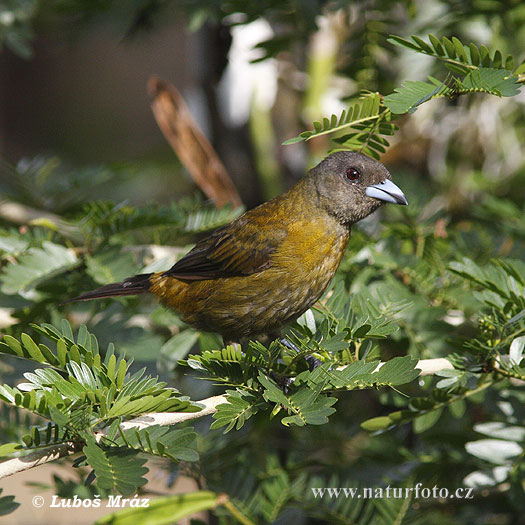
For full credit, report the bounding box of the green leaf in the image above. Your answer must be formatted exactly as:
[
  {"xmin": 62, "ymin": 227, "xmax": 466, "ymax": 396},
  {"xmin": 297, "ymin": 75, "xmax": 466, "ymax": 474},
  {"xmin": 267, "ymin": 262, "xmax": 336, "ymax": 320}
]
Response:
[
  {"xmin": 259, "ymin": 373, "xmax": 289, "ymax": 405},
  {"xmin": 282, "ymin": 134, "xmax": 306, "ymax": 145},
  {"xmin": 296, "ymin": 309, "xmax": 316, "ymax": 333},
  {"xmin": 83, "ymin": 439, "xmax": 148, "ymax": 495},
  {"xmin": 429, "ymin": 34, "xmax": 445, "ymax": 56},
  {"xmin": 281, "ymin": 386, "xmax": 337, "ymax": 426},
  {"xmin": 373, "ymin": 356, "xmax": 420, "ymax": 386},
  {"xmin": 0, "ymin": 241, "xmax": 77, "ymax": 294},
  {"xmin": 259, "ymin": 373, "xmax": 336, "ymax": 427},
  {"xmin": 211, "ymin": 391, "xmax": 261, "ymax": 433},
  {"xmin": 107, "ymin": 354, "xmax": 117, "ymax": 382},
  {"xmin": 82, "ymin": 200, "xmax": 242, "ymax": 240},
  {"xmin": 387, "ymin": 35, "xmax": 420, "ymax": 51},
  {"xmin": 492, "ymin": 49, "xmax": 502, "ymax": 68},
  {"xmin": 435, "ymin": 369, "xmax": 463, "ymax": 389},
  {"xmin": 0, "ymin": 443, "xmax": 23, "ymax": 457},
  {"xmin": 21, "ymin": 333, "xmax": 45, "ymax": 362},
  {"xmin": 469, "ymin": 42, "xmax": 481, "ymax": 66},
  {"xmin": 0, "ymin": 332, "xmax": 61, "ymax": 367},
  {"xmin": 413, "ymin": 407, "xmax": 443, "ymax": 433},
  {"xmin": 384, "ymin": 79, "xmax": 450, "ymax": 114},
  {"xmin": 95, "ymin": 492, "xmax": 221, "ymax": 525},
  {"xmin": 442, "ymin": 36, "xmax": 456, "ymax": 57},
  {"xmin": 116, "ymin": 359, "xmax": 127, "ymax": 389},
  {"xmin": 115, "ymin": 426, "xmax": 199, "ymax": 462},
  {"xmin": 388, "ymin": 33, "xmax": 514, "ymax": 73},
  {"xmin": 360, "ymin": 416, "xmax": 394, "ymax": 432},
  {"xmin": 452, "ymin": 36, "xmax": 468, "ymax": 62},
  {"xmin": 48, "ymin": 406, "xmax": 69, "ymax": 427},
  {"xmin": 458, "ymin": 68, "xmax": 521, "ymax": 97},
  {"xmin": 480, "ymin": 44, "xmax": 492, "ymax": 67},
  {"xmin": 449, "ymin": 399, "xmax": 466, "ymax": 418},
  {"xmin": 1, "ymin": 335, "xmax": 23, "ymax": 357},
  {"xmin": 411, "ymin": 35, "xmax": 433, "ymax": 54},
  {"xmin": 514, "ymin": 60, "xmax": 525, "ymax": 75},
  {"xmin": 283, "ymin": 93, "xmax": 382, "ymax": 144},
  {"xmin": 449, "ymin": 257, "xmax": 525, "ymax": 304},
  {"xmin": 86, "ymin": 247, "xmax": 139, "ymax": 285}
]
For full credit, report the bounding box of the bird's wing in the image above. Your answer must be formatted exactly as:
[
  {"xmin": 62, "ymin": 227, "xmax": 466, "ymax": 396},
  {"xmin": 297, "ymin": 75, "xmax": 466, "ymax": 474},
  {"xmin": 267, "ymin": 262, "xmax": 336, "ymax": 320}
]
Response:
[{"xmin": 163, "ymin": 211, "xmax": 286, "ymax": 281}]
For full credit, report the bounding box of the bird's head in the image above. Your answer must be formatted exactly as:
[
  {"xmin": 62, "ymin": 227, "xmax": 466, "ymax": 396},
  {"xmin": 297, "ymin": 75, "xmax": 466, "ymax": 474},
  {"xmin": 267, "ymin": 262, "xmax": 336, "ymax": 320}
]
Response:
[{"xmin": 309, "ymin": 150, "xmax": 408, "ymax": 225}]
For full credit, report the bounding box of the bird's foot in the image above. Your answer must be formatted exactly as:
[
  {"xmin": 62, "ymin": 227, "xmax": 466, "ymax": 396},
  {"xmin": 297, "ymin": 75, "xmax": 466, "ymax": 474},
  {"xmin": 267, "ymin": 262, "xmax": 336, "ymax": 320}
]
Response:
[
  {"xmin": 279, "ymin": 338, "xmax": 322, "ymax": 371},
  {"xmin": 271, "ymin": 372, "xmax": 294, "ymax": 394},
  {"xmin": 304, "ymin": 354, "xmax": 322, "ymax": 371}
]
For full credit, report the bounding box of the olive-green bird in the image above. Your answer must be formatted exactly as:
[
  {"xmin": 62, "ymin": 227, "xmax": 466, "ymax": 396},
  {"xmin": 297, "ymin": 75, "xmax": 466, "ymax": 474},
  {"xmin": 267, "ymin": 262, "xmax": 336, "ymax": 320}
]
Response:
[{"xmin": 66, "ymin": 151, "xmax": 407, "ymax": 344}]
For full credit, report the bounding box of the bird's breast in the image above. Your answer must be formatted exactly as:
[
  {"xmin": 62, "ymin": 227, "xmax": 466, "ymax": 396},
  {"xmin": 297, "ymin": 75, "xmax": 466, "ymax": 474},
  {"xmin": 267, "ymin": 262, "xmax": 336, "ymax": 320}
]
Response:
[
  {"xmin": 151, "ymin": 217, "xmax": 350, "ymax": 339},
  {"xmin": 271, "ymin": 218, "xmax": 349, "ymax": 283}
]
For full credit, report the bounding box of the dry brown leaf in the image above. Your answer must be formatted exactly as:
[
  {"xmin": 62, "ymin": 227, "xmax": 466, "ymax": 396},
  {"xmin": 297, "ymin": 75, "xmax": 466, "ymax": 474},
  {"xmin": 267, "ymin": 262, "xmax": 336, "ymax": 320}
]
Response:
[{"xmin": 148, "ymin": 76, "xmax": 243, "ymax": 209}]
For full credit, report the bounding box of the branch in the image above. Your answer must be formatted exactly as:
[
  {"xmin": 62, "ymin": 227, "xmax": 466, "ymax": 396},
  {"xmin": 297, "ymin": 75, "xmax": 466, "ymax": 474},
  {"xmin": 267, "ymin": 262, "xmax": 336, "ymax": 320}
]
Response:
[
  {"xmin": 0, "ymin": 396, "xmax": 227, "ymax": 481},
  {"xmin": 0, "ymin": 359, "xmax": 453, "ymax": 480},
  {"xmin": 0, "ymin": 200, "xmax": 81, "ymax": 240},
  {"xmin": 391, "ymin": 357, "xmax": 453, "ymax": 376},
  {"xmin": 117, "ymin": 395, "xmax": 227, "ymax": 431},
  {"xmin": 0, "ymin": 441, "xmax": 79, "ymax": 480}
]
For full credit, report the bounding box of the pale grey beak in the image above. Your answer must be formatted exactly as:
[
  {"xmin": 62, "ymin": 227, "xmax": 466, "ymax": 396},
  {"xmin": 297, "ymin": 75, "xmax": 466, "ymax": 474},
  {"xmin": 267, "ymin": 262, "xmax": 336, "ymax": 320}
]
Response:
[{"xmin": 365, "ymin": 179, "xmax": 408, "ymax": 205}]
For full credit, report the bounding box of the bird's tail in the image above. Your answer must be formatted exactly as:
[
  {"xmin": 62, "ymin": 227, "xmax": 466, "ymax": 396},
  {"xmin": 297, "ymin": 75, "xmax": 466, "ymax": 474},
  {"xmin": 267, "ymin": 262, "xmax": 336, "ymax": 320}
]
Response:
[{"xmin": 63, "ymin": 273, "xmax": 153, "ymax": 304}]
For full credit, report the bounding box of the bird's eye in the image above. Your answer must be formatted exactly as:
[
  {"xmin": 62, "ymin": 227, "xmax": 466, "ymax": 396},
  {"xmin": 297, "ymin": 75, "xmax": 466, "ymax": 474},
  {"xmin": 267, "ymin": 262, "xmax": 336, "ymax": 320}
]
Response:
[{"xmin": 346, "ymin": 167, "xmax": 360, "ymax": 181}]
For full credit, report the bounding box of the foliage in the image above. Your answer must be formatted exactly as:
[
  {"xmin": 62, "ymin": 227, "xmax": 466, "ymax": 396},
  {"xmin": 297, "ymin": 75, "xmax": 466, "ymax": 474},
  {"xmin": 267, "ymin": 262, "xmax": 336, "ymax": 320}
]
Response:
[
  {"xmin": 96, "ymin": 491, "xmax": 227, "ymax": 525},
  {"xmin": 286, "ymin": 34, "xmax": 523, "ymax": 158},
  {"xmin": 2, "ymin": 178, "xmax": 525, "ymax": 521},
  {"xmin": 284, "ymin": 92, "xmax": 399, "ymax": 160},
  {"xmin": 0, "ymin": 321, "xmax": 201, "ymax": 497},
  {"xmin": 2, "ymin": 3, "xmax": 525, "ymax": 524}
]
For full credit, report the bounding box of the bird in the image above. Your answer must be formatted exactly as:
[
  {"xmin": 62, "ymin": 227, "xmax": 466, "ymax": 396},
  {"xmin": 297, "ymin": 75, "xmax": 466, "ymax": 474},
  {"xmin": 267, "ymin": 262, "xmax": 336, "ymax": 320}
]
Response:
[{"xmin": 65, "ymin": 151, "xmax": 407, "ymax": 345}]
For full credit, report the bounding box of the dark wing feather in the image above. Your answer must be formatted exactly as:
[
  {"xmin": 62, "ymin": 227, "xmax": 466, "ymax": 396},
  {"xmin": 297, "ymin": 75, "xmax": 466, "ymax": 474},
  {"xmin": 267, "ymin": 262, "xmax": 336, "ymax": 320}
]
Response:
[{"xmin": 163, "ymin": 212, "xmax": 285, "ymax": 281}]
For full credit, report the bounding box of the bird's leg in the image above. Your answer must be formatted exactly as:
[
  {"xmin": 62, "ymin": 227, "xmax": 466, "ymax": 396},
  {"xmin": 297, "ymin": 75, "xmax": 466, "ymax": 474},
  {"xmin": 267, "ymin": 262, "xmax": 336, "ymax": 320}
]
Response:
[
  {"xmin": 305, "ymin": 354, "xmax": 323, "ymax": 371},
  {"xmin": 266, "ymin": 334, "xmax": 323, "ymax": 393},
  {"xmin": 277, "ymin": 336, "xmax": 322, "ymax": 371},
  {"xmin": 272, "ymin": 368, "xmax": 294, "ymax": 394}
]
